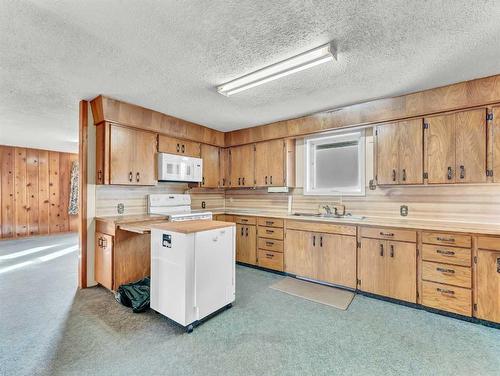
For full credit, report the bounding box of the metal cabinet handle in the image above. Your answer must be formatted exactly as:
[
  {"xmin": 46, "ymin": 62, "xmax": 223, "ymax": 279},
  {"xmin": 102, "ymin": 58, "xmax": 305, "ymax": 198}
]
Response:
[
  {"xmin": 265, "ymin": 221, "xmax": 273, "ymax": 225},
  {"xmin": 97, "ymin": 170, "xmax": 102, "ymax": 182},
  {"xmin": 496, "ymin": 258, "xmax": 500, "ymax": 273},
  {"xmin": 265, "ymin": 229, "xmax": 274, "ymax": 234},
  {"xmin": 437, "ymin": 288, "xmax": 455, "ymax": 295},
  {"xmin": 265, "ymin": 241, "xmax": 274, "ymax": 246},
  {"xmin": 176, "ymin": 143, "xmax": 180, "ymax": 152},
  {"xmin": 129, "ymin": 171, "xmax": 133, "ymax": 182},
  {"xmin": 447, "ymin": 166, "xmax": 453, "ymax": 180},
  {"xmin": 379, "ymin": 232, "xmax": 394, "ymax": 237},
  {"xmin": 98, "ymin": 237, "xmax": 102, "ymax": 247},
  {"xmin": 392, "ymin": 169, "xmax": 396, "ymax": 182},
  {"xmin": 390, "ymin": 244, "xmax": 394, "ymax": 257},
  {"xmin": 222, "ymin": 178, "xmax": 226, "ymax": 186},
  {"xmin": 238, "ymin": 177, "xmax": 241, "ymax": 185},
  {"xmin": 313, "ymin": 235, "xmax": 316, "ymax": 247},
  {"xmin": 402, "ymin": 169, "xmax": 406, "ymax": 182},
  {"xmin": 265, "ymin": 176, "xmax": 268, "ymax": 185},
  {"xmin": 436, "ymin": 237, "xmax": 455, "ymax": 243},
  {"xmin": 241, "ymin": 227, "xmax": 244, "ymax": 236},
  {"xmin": 102, "ymin": 238, "xmax": 107, "ymax": 248},
  {"xmin": 241, "ymin": 219, "xmax": 248, "ymax": 222},
  {"xmin": 436, "ymin": 267, "xmax": 455, "ymax": 274},
  {"xmin": 459, "ymin": 165, "xmax": 465, "ymax": 179},
  {"xmin": 436, "ymin": 249, "xmax": 455, "ymax": 256},
  {"xmin": 380, "ymin": 243, "xmax": 384, "ymax": 256},
  {"xmin": 242, "ymin": 177, "xmax": 245, "ymax": 185},
  {"xmin": 320, "ymin": 236, "xmax": 323, "ymax": 247},
  {"xmin": 245, "ymin": 227, "xmax": 248, "ymax": 236},
  {"xmin": 181, "ymin": 144, "xmax": 185, "ymax": 153},
  {"xmin": 136, "ymin": 172, "xmax": 140, "ymax": 182},
  {"xmin": 270, "ymin": 175, "xmax": 273, "ymax": 184},
  {"xmin": 265, "ymin": 253, "xmax": 274, "ymax": 259},
  {"xmin": 202, "ymin": 177, "xmax": 205, "ymax": 185}
]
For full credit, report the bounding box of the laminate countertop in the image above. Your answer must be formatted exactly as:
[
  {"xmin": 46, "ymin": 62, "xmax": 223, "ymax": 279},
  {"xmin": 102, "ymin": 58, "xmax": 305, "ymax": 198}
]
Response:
[
  {"xmin": 149, "ymin": 220, "xmax": 235, "ymax": 234},
  {"xmin": 220, "ymin": 211, "xmax": 500, "ymax": 236}
]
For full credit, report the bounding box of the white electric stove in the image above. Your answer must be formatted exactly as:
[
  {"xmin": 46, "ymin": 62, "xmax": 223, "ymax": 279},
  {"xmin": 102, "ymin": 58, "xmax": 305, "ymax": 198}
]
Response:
[{"xmin": 147, "ymin": 194, "xmax": 212, "ymax": 221}]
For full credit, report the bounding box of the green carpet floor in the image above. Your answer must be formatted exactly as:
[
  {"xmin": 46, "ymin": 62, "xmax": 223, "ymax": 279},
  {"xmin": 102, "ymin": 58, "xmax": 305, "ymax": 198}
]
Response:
[{"xmin": 1, "ymin": 234, "xmax": 499, "ymax": 375}]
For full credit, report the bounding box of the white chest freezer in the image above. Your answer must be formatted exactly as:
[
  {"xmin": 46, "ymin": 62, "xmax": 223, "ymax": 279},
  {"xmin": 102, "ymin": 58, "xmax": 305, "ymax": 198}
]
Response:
[{"xmin": 150, "ymin": 221, "xmax": 235, "ymax": 332}]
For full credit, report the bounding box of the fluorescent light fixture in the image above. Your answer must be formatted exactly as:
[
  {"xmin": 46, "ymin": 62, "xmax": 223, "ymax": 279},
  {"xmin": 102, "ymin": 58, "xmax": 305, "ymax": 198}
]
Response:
[{"xmin": 217, "ymin": 42, "xmax": 336, "ymax": 96}]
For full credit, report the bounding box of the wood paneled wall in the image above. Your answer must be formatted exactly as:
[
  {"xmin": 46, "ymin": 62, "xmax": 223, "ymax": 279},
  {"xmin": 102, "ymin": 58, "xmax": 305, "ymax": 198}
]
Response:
[{"xmin": 0, "ymin": 145, "xmax": 78, "ymax": 239}]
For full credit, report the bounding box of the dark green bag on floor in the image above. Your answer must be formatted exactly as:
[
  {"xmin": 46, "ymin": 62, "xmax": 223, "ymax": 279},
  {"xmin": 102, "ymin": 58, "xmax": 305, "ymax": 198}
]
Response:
[{"xmin": 115, "ymin": 277, "xmax": 150, "ymax": 313}]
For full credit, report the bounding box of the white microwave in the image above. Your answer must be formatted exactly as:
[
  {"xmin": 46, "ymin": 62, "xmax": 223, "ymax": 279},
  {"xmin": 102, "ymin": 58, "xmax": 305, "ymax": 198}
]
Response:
[{"xmin": 157, "ymin": 153, "xmax": 203, "ymax": 183}]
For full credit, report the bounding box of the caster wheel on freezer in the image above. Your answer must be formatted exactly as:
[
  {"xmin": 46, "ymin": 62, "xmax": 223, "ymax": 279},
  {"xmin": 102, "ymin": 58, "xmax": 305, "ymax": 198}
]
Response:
[{"xmin": 186, "ymin": 325, "xmax": 194, "ymax": 333}]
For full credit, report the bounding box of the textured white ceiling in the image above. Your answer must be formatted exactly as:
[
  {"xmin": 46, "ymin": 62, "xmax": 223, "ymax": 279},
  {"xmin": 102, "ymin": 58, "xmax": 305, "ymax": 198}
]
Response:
[{"xmin": 1, "ymin": 0, "xmax": 500, "ymax": 152}]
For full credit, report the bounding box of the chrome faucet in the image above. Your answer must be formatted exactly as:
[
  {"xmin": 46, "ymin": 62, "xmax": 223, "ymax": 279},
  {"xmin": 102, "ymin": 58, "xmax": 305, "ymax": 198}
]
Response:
[{"xmin": 322, "ymin": 205, "xmax": 333, "ymax": 215}]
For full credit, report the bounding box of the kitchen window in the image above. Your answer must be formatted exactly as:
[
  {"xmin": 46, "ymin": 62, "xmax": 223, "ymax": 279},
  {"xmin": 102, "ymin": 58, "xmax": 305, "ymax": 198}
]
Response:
[{"xmin": 304, "ymin": 130, "xmax": 365, "ymax": 195}]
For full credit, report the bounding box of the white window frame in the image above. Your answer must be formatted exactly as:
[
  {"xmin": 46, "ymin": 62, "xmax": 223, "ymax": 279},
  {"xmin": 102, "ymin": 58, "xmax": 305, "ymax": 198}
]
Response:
[{"xmin": 304, "ymin": 130, "xmax": 365, "ymax": 196}]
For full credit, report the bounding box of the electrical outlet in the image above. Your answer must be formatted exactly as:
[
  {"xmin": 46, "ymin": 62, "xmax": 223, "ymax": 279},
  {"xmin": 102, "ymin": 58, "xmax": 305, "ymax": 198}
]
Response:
[
  {"xmin": 117, "ymin": 203, "xmax": 125, "ymax": 214},
  {"xmin": 400, "ymin": 205, "xmax": 408, "ymax": 217}
]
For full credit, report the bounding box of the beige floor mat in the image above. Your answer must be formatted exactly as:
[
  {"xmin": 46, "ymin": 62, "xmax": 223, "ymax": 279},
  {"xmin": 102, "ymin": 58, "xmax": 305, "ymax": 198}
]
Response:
[{"xmin": 270, "ymin": 277, "xmax": 355, "ymax": 310}]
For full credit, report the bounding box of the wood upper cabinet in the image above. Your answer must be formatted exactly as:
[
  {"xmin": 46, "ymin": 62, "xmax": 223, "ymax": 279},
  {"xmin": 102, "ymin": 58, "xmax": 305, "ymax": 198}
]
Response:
[
  {"xmin": 255, "ymin": 139, "xmax": 285, "ymax": 186},
  {"xmin": 491, "ymin": 106, "xmax": 499, "ymax": 182},
  {"xmin": 158, "ymin": 135, "xmax": 200, "ymax": 157},
  {"xmin": 425, "ymin": 108, "xmax": 487, "ymax": 184},
  {"xmin": 358, "ymin": 237, "xmax": 416, "ymax": 303},
  {"xmin": 236, "ymin": 224, "xmax": 257, "ymax": 265},
  {"xmin": 219, "ymin": 148, "xmax": 230, "ymax": 188},
  {"xmin": 200, "ymin": 144, "xmax": 219, "ymax": 188},
  {"xmin": 284, "ymin": 229, "xmax": 314, "ymax": 279},
  {"xmin": 376, "ymin": 119, "xmax": 423, "ymax": 185},
  {"xmin": 97, "ymin": 123, "xmax": 157, "ymax": 185},
  {"xmin": 230, "ymin": 144, "xmax": 255, "ymax": 187}
]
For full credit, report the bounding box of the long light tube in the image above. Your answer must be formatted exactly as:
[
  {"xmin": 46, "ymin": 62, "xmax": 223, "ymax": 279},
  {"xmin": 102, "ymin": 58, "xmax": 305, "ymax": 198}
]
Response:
[{"xmin": 217, "ymin": 42, "xmax": 336, "ymax": 96}]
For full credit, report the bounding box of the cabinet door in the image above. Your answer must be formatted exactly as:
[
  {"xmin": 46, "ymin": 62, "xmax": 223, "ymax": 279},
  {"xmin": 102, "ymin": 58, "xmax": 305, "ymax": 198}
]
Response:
[
  {"xmin": 219, "ymin": 148, "xmax": 230, "ymax": 187},
  {"xmin": 493, "ymin": 107, "xmax": 500, "ymax": 183},
  {"xmin": 133, "ymin": 130, "xmax": 157, "ymax": 185},
  {"xmin": 255, "ymin": 139, "xmax": 284, "ymax": 186},
  {"xmin": 376, "ymin": 123, "xmax": 399, "ymax": 185},
  {"xmin": 359, "ymin": 238, "xmax": 387, "ymax": 296},
  {"xmin": 95, "ymin": 232, "xmax": 113, "ymax": 290},
  {"xmin": 476, "ymin": 250, "xmax": 500, "ymax": 323},
  {"xmin": 109, "ymin": 125, "xmax": 136, "ymax": 184},
  {"xmin": 455, "ymin": 109, "xmax": 487, "ymax": 183},
  {"xmin": 386, "ymin": 241, "xmax": 417, "ymax": 303},
  {"xmin": 425, "ymin": 113, "xmax": 455, "ymax": 184},
  {"xmin": 158, "ymin": 135, "xmax": 200, "ymax": 157},
  {"xmin": 230, "ymin": 144, "xmax": 255, "ymax": 187},
  {"xmin": 236, "ymin": 224, "xmax": 256, "ymax": 264},
  {"xmin": 399, "ymin": 119, "xmax": 423, "ymax": 184},
  {"xmin": 314, "ymin": 234, "xmax": 357, "ymax": 288},
  {"xmin": 284, "ymin": 229, "xmax": 314, "ymax": 278},
  {"xmin": 200, "ymin": 144, "xmax": 220, "ymax": 188}
]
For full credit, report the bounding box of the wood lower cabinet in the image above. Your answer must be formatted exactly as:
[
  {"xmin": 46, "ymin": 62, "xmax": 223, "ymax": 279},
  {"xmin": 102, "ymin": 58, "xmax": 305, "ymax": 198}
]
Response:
[
  {"xmin": 96, "ymin": 123, "xmax": 157, "ymax": 185},
  {"xmin": 284, "ymin": 226, "xmax": 357, "ymax": 288},
  {"xmin": 236, "ymin": 223, "xmax": 257, "ymax": 265},
  {"xmin": 475, "ymin": 237, "xmax": 500, "ymax": 323},
  {"xmin": 230, "ymin": 144, "xmax": 255, "ymax": 187},
  {"xmin": 358, "ymin": 230, "xmax": 417, "ymax": 303},
  {"xmin": 158, "ymin": 135, "xmax": 200, "ymax": 157},
  {"xmin": 376, "ymin": 119, "xmax": 423, "ymax": 185},
  {"xmin": 200, "ymin": 144, "xmax": 220, "ymax": 188},
  {"xmin": 257, "ymin": 217, "xmax": 285, "ymax": 271},
  {"xmin": 425, "ymin": 108, "xmax": 487, "ymax": 184},
  {"xmin": 95, "ymin": 232, "xmax": 113, "ymax": 290}
]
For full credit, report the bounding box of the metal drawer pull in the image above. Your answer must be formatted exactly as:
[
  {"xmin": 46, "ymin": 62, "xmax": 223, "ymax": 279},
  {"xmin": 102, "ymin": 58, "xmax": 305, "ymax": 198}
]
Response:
[
  {"xmin": 265, "ymin": 176, "xmax": 268, "ymax": 184},
  {"xmin": 436, "ymin": 267, "xmax": 455, "ymax": 274},
  {"xmin": 437, "ymin": 288, "xmax": 455, "ymax": 295},
  {"xmin": 313, "ymin": 235, "xmax": 316, "ymax": 247},
  {"xmin": 238, "ymin": 177, "xmax": 241, "ymax": 185},
  {"xmin": 265, "ymin": 241, "xmax": 274, "ymax": 246},
  {"xmin": 241, "ymin": 227, "xmax": 244, "ymax": 236},
  {"xmin": 265, "ymin": 230, "xmax": 274, "ymax": 234},
  {"xmin": 129, "ymin": 171, "xmax": 133, "ymax": 182},
  {"xmin": 436, "ymin": 249, "xmax": 455, "ymax": 256},
  {"xmin": 245, "ymin": 227, "xmax": 248, "ymax": 236},
  {"xmin": 176, "ymin": 143, "xmax": 180, "ymax": 152},
  {"xmin": 136, "ymin": 172, "xmax": 140, "ymax": 182},
  {"xmin": 392, "ymin": 169, "xmax": 396, "ymax": 181},
  {"xmin": 242, "ymin": 177, "xmax": 245, "ymax": 185},
  {"xmin": 459, "ymin": 165, "xmax": 465, "ymax": 179},
  {"xmin": 241, "ymin": 219, "xmax": 248, "ymax": 222},
  {"xmin": 402, "ymin": 169, "xmax": 406, "ymax": 181},
  {"xmin": 436, "ymin": 237, "xmax": 455, "ymax": 242},
  {"xmin": 447, "ymin": 166, "xmax": 453, "ymax": 180},
  {"xmin": 266, "ymin": 253, "xmax": 274, "ymax": 258},
  {"xmin": 390, "ymin": 245, "xmax": 394, "ymax": 257},
  {"xmin": 265, "ymin": 221, "xmax": 273, "ymax": 225},
  {"xmin": 270, "ymin": 176, "xmax": 273, "ymax": 184},
  {"xmin": 320, "ymin": 236, "xmax": 323, "ymax": 247},
  {"xmin": 380, "ymin": 232, "xmax": 394, "ymax": 237},
  {"xmin": 379, "ymin": 244, "xmax": 384, "ymax": 256},
  {"xmin": 181, "ymin": 144, "xmax": 185, "ymax": 153}
]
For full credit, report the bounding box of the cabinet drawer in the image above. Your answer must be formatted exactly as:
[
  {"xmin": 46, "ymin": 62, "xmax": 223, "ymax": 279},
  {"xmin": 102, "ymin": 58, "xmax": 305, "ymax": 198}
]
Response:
[
  {"xmin": 360, "ymin": 227, "xmax": 416, "ymax": 242},
  {"xmin": 257, "ymin": 249, "xmax": 284, "ymax": 271},
  {"xmin": 258, "ymin": 226, "xmax": 284, "ymax": 240},
  {"xmin": 422, "ymin": 261, "xmax": 471, "ymax": 288},
  {"xmin": 422, "ymin": 281, "xmax": 472, "ymax": 316},
  {"xmin": 257, "ymin": 238, "xmax": 283, "ymax": 252},
  {"xmin": 234, "ymin": 216, "xmax": 257, "ymax": 225},
  {"xmin": 286, "ymin": 220, "xmax": 356, "ymax": 236},
  {"xmin": 477, "ymin": 236, "xmax": 500, "ymax": 251},
  {"xmin": 422, "ymin": 232, "xmax": 471, "ymax": 248},
  {"xmin": 258, "ymin": 217, "xmax": 284, "ymax": 228},
  {"xmin": 422, "ymin": 244, "xmax": 471, "ymax": 267}
]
